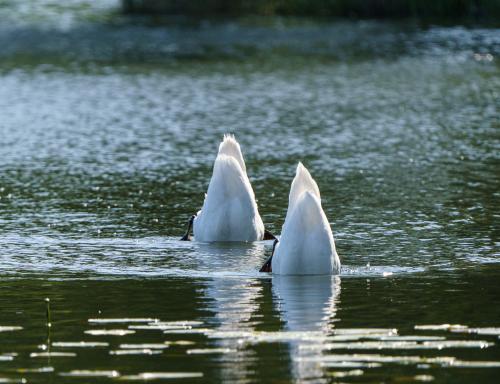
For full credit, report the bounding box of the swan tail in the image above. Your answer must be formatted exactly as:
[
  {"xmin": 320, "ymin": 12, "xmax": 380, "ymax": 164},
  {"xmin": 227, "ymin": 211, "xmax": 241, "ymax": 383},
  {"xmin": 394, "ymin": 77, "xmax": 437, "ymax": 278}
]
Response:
[
  {"xmin": 289, "ymin": 163, "xmax": 320, "ymax": 209},
  {"xmin": 297, "ymin": 191, "xmax": 340, "ymax": 274},
  {"xmin": 273, "ymin": 191, "xmax": 339, "ymax": 275},
  {"xmin": 284, "ymin": 162, "xmax": 321, "ymax": 224},
  {"xmin": 212, "ymin": 154, "xmax": 250, "ymax": 197},
  {"xmin": 299, "ymin": 191, "xmax": 329, "ymax": 229},
  {"xmin": 194, "ymin": 154, "xmax": 264, "ymax": 241},
  {"xmin": 218, "ymin": 134, "xmax": 246, "ymax": 173}
]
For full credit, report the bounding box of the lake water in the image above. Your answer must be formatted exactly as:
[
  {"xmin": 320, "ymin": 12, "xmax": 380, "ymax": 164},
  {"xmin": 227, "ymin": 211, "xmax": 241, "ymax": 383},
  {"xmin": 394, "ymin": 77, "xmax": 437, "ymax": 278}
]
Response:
[{"xmin": 0, "ymin": 1, "xmax": 499, "ymax": 382}]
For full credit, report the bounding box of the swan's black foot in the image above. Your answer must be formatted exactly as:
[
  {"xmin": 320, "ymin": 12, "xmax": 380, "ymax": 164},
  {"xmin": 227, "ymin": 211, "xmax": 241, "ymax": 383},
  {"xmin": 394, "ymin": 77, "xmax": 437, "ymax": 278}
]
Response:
[
  {"xmin": 180, "ymin": 215, "xmax": 195, "ymax": 241},
  {"xmin": 259, "ymin": 258, "xmax": 272, "ymax": 273},
  {"xmin": 263, "ymin": 229, "xmax": 277, "ymax": 240},
  {"xmin": 259, "ymin": 238, "xmax": 279, "ymax": 273}
]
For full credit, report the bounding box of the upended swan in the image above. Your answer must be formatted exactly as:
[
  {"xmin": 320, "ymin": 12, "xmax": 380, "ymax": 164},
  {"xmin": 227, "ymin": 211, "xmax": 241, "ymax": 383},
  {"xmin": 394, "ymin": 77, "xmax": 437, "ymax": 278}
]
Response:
[
  {"xmin": 260, "ymin": 163, "xmax": 341, "ymax": 275},
  {"xmin": 181, "ymin": 134, "xmax": 275, "ymax": 242}
]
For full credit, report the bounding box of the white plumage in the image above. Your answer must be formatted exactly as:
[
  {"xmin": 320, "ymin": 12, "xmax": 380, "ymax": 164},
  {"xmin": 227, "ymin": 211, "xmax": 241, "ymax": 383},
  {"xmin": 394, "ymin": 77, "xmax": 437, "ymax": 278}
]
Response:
[
  {"xmin": 193, "ymin": 134, "xmax": 265, "ymax": 242},
  {"xmin": 272, "ymin": 163, "xmax": 340, "ymax": 275}
]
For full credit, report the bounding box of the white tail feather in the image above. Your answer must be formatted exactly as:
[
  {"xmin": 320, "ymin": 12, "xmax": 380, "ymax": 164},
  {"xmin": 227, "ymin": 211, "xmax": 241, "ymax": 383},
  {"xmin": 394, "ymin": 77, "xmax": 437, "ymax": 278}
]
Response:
[
  {"xmin": 273, "ymin": 163, "xmax": 340, "ymax": 275},
  {"xmin": 218, "ymin": 133, "xmax": 246, "ymax": 173},
  {"xmin": 193, "ymin": 134, "xmax": 264, "ymax": 242},
  {"xmin": 286, "ymin": 162, "xmax": 321, "ymax": 222}
]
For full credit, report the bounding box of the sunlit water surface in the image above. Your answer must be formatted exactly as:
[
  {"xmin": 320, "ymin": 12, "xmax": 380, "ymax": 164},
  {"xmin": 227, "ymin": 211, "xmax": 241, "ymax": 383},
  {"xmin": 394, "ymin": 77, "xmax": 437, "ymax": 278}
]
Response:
[{"xmin": 0, "ymin": 1, "xmax": 499, "ymax": 382}]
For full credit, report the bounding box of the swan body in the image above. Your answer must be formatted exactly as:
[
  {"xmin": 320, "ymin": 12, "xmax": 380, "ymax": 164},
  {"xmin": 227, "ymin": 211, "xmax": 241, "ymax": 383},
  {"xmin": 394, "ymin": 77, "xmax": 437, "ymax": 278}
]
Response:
[
  {"xmin": 271, "ymin": 163, "xmax": 340, "ymax": 275},
  {"xmin": 193, "ymin": 134, "xmax": 265, "ymax": 242}
]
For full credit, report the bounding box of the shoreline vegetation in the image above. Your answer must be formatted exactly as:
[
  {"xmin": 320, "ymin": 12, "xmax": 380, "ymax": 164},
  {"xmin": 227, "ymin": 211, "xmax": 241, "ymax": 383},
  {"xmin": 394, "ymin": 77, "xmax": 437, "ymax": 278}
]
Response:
[{"xmin": 121, "ymin": 0, "xmax": 500, "ymax": 21}]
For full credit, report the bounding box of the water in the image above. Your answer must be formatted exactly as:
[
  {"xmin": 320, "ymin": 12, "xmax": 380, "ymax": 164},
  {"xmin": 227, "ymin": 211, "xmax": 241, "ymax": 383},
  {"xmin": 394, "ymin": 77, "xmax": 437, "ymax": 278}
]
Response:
[{"xmin": 1, "ymin": 1, "xmax": 499, "ymax": 382}]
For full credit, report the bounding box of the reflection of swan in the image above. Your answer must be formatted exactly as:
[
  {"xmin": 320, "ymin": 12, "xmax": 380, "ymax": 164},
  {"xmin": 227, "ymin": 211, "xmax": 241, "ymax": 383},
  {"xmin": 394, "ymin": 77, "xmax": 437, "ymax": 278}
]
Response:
[
  {"xmin": 194, "ymin": 241, "xmax": 267, "ymax": 274},
  {"xmin": 202, "ymin": 277, "xmax": 264, "ymax": 382},
  {"xmin": 273, "ymin": 275, "xmax": 341, "ymax": 381},
  {"xmin": 272, "ymin": 163, "xmax": 340, "ymax": 275},
  {"xmin": 191, "ymin": 134, "xmax": 265, "ymax": 242},
  {"xmin": 273, "ymin": 275, "xmax": 339, "ymax": 331}
]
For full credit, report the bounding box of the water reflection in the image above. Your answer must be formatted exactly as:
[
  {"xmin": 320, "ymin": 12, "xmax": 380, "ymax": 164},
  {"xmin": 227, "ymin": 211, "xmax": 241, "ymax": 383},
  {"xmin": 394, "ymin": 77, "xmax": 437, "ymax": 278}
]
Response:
[
  {"xmin": 202, "ymin": 277, "xmax": 262, "ymax": 382},
  {"xmin": 193, "ymin": 241, "xmax": 269, "ymax": 275},
  {"xmin": 200, "ymin": 242, "xmax": 266, "ymax": 382},
  {"xmin": 272, "ymin": 275, "xmax": 340, "ymax": 382}
]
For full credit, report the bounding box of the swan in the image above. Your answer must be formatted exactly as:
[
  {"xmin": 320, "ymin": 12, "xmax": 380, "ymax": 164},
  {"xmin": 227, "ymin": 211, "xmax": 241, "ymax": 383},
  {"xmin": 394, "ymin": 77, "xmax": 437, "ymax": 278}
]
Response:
[
  {"xmin": 181, "ymin": 134, "xmax": 275, "ymax": 242},
  {"xmin": 260, "ymin": 163, "xmax": 340, "ymax": 275}
]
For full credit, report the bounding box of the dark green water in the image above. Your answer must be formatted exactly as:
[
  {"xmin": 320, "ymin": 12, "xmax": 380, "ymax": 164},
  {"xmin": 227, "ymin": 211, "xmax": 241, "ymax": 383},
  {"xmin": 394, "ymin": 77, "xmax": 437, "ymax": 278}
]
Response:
[{"xmin": 1, "ymin": 1, "xmax": 499, "ymax": 383}]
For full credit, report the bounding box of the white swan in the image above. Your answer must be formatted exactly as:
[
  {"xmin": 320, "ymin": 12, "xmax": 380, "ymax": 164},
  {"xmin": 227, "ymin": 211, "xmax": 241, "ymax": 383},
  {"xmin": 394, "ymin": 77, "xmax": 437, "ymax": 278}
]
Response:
[
  {"xmin": 269, "ymin": 163, "xmax": 340, "ymax": 275},
  {"xmin": 183, "ymin": 134, "xmax": 269, "ymax": 242}
]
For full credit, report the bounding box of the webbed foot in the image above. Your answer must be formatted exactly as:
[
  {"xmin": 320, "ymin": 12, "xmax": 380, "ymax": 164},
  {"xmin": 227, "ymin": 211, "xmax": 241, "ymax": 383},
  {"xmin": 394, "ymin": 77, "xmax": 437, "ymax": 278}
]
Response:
[
  {"xmin": 259, "ymin": 238, "xmax": 279, "ymax": 273},
  {"xmin": 180, "ymin": 215, "xmax": 195, "ymax": 241}
]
